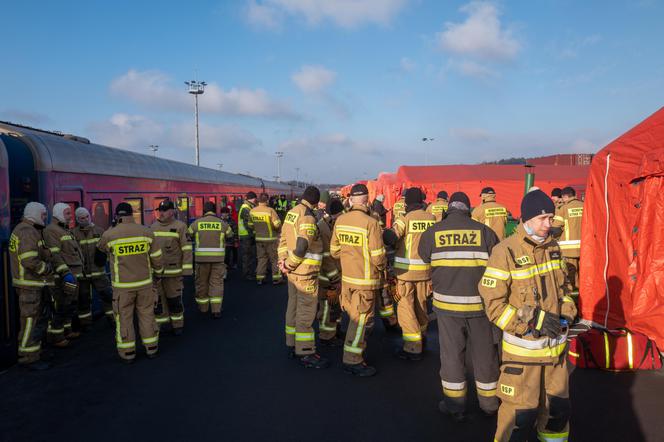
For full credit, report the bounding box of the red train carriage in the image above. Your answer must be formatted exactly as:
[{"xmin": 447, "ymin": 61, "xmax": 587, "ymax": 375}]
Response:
[{"xmin": 0, "ymin": 121, "xmax": 293, "ymax": 368}]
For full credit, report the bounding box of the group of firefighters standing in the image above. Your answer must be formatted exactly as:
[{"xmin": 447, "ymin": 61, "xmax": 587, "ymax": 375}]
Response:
[{"xmin": 9, "ymin": 181, "xmax": 584, "ymax": 441}]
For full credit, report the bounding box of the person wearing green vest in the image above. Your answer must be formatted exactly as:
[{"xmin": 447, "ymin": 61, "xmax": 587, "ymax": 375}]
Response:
[{"xmin": 238, "ymin": 192, "xmax": 258, "ymax": 279}]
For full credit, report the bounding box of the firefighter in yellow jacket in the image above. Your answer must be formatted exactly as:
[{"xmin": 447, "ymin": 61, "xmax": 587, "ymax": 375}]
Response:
[
  {"xmin": 43, "ymin": 202, "xmax": 82, "ymax": 344},
  {"xmin": 150, "ymin": 200, "xmax": 192, "ymax": 334},
  {"xmin": 330, "ymin": 184, "xmax": 386, "ymax": 376},
  {"xmin": 478, "ymin": 190, "xmax": 577, "ymax": 442},
  {"xmin": 391, "ymin": 190, "xmax": 406, "ymax": 225},
  {"xmin": 426, "ymin": 190, "xmax": 449, "ymax": 222},
  {"xmin": 188, "ymin": 201, "xmax": 233, "ymax": 318},
  {"xmin": 278, "ymin": 186, "xmax": 328, "ymax": 369},
  {"xmin": 317, "ymin": 198, "xmax": 345, "ymax": 347},
  {"xmin": 472, "ymin": 187, "xmax": 508, "ymax": 240},
  {"xmin": 383, "ymin": 188, "xmax": 435, "ymax": 360},
  {"xmin": 250, "ymin": 193, "xmax": 282, "ymax": 285},
  {"xmin": 552, "ymin": 186, "xmax": 583, "ymax": 299},
  {"xmin": 9, "ymin": 202, "xmax": 53, "ymax": 370},
  {"xmin": 73, "ymin": 207, "xmax": 113, "ymax": 327},
  {"xmin": 96, "ymin": 203, "xmax": 164, "ymax": 363}
]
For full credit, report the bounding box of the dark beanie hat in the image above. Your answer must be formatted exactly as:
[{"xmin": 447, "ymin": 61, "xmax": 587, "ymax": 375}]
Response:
[
  {"xmin": 480, "ymin": 187, "xmax": 496, "ymax": 196},
  {"xmin": 246, "ymin": 191, "xmax": 257, "ymax": 200},
  {"xmin": 561, "ymin": 186, "xmax": 576, "ymax": 197},
  {"xmin": 302, "ymin": 186, "xmax": 320, "ymax": 205},
  {"xmin": 327, "ymin": 199, "xmax": 344, "ymax": 215},
  {"xmin": 551, "ymin": 188, "xmax": 562, "ymax": 198},
  {"xmin": 203, "ymin": 201, "xmax": 216, "ymax": 213},
  {"xmin": 115, "ymin": 202, "xmax": 133, "ymax": 216},
  {"xmin": 437, "ymin": 191, "xmax": 448, "ymax": 200},
  {"xmin": 405, "ymin": 187, "xmax": 424, "ymax": 205},
  {"xmin": 521, "ymin": 190, "xmax": 555, "ymax": 222},
  {"xmin": 449, "ymin": 192, "xmax": 471, "ymax": 208},
  {"xmin": 350, "ymin": 183, "xmax": 368, "ymax": 196}
]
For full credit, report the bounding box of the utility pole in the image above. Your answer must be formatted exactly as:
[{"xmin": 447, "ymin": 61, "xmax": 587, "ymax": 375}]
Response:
[
  {"xmin": 217, "ymin": 163, "xmax": 223, "ymax": 171},
  {"xmin": 149, "ymin": 144, "xmax": 159, "ymax": 157},
  {"xmin": 185, "ymin": 79, "xmax": 206, "ymax": 166},
  {"xmin": 275, "ymin": 151, "xmax": 284, "ymax": 182},
  {"xmin": 295, "ymin": 167, "xmax": 300, "ymax": 186}
]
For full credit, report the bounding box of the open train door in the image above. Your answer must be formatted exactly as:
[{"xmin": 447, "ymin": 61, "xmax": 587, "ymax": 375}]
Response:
[{"xmin": 0, "ymin": 138, "xmax": 16, "ymax": 370}]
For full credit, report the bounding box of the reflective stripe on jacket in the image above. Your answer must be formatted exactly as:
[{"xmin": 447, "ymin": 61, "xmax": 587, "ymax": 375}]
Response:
[
  {"xmin": 9, "ymin": 220, "xmax": 54, "ymax": 288},
  {"xmin": 72, "ymin": 224, "xmax": 107, "ymax": 279},
  {"xmin": 553, "ymin": 198, "xmax": 583, "ymax": 258},
  {"xmin": 277, "ymin": 201, "xmax": 323, "ymax": 277},
  {"xmin": 150, "ymin": 218, "xmax": 193, "ymax": 276},
  {"xmin": 391, "ymin": 208, "xmax": 435, "ymax": 281},
  {"xmin": 426, "ymin": 199, "xmax": 448, "ymax": 222},
  {"xmin": 471, "ymin": 197, "xmax": 507, "ymax": 241},
  {"xmin": 317, "ymin": 216, "xmax": 341, "ymax": 287},
  {"xmin": 44, "ymin": 219, "xmax": 83, "ymax": 277},
  {"xmin": 187, "ymin": 213, "xmax": 233, "ymax": 263},
  {"xmin": 238, "ymin": 202, "xmax": 255, "ymax": 237},
  {"xmin": 250, "ymin": 203, "xmax": 282, "ymax": 241}
]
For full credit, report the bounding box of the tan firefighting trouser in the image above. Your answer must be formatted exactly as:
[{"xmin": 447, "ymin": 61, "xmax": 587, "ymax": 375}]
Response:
[
  {"xmin": 113, "ymin": 285, "xmax": 159, "ymax": 360},
  {"xmin": 256, "ymin": 241, "xmax": 281, "ymax": 283},
  {"xmin": 495, "ymin": 357, "xmax": 570, "ymax": 442},
  {"xmin": 46, "ymin": 280, "xmax": 76, "ymax": 343},
  {"xmin": 195, "ymin": 262, "xmax": 226, "ymax": 314},
  {"xmin": 317, "ymin": 285, "xmax": 340, "ymax": 341},
  {"xmin": 285, "ymin": 274, "xmax": 318, "ymax": 356},
  {"xmin": 154, "ymin": 276, "xmax": 184, "ymax": 329},
  {"xmin": 564, "ymin": 257, "xmax": 580, "ymax": 298},
  {"xmin": 17, "ymin": 288, "xmax": 45, "ymax": 364},
  {"xmin": 77, "ymin": 276, "xmax": 112, "ymax": 325},
  {"xmin": 376, "ymin": 284, "xmax": 397, "ymax": 327},
  {"xmin": 396, "ymin": 279, "xmax": 430, "ymax": 354},
  {"xmin": 341, "ymin": 285, "xmax": 376, "ymax": 365}
]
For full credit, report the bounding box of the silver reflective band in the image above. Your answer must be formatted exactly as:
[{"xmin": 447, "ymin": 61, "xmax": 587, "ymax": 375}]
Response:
[
  {"xmin": 394, "ymin": 257, "xmax": 426, "ymax": 265},
  {"xmin": 558, "ymin": 240, "xmax": 580, "ymax": 245},
  {"xmin": 304, "ymin": 252, "xmax": 323, "ymax": 260},
  {"xmin": 475, "ymin": 381, "xmax": 497, "ymax": 390},
  {"xmin": 196, "ymin": 247, "xmax": 225, "ymax": 252},
  {"xmin": 433, "ymin": 293, "xmax": 482, "ymax": 304},
  {"xmin": 431, "ymin": 251, "xmax": 489, "ymax": 260},
  {"xmin": 503, "ymin": 332, "xmax": 566, "ymax": 349},
  {"xmin": 441, "ymin": 380, "xmax": 466, "ymax": 389}
]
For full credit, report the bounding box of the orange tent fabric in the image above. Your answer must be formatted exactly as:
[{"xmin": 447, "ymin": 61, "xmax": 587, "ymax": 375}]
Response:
[{"xmin": 580, "ymin": 107, "xmax": 664, "ymax": 350}]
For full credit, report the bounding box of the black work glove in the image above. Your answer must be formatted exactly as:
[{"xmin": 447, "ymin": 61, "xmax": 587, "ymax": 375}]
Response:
[{"xmin": 529, "ymin": 307, "xmax": 561, "ymax": 339}]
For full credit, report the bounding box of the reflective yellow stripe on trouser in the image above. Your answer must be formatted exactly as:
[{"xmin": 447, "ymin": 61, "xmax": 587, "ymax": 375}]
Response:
[{"xmin": 344, "ymin": 313, "xmax": 367, "ymax": 355}]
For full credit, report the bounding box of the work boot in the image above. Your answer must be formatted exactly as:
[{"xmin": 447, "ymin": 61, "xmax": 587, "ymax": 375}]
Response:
[
  {"xmin": 212, "ymin": 312, "xmax": 222, "ymax": 320},
  {"xmin": 343, "ymin": 362, "xmax": 377, "ymax": 377},
  {"xmin": 257, "ymin": 279, "xmax": 263, "ymax": 286},
  {"xmin": 395, "ymin": 349, "xmax": 423, "ymax": 361},
  {"xmin": 298, "ymin": 353, "xmax": 330, "ymax": 369},
  {"xmin": 65, "ymin": 331, "xmax": 81, "ymax": 340},
  {"xmin": 438, "ymin": 400, "xmax": 466, "ymax": 422},
  {"xmin": 52, "ymin": 339, "xmax": 70, "ymax": 349},
  {"xmin": 146, "ymin": 351, "xmax": 159, "ymax": 360},
  {"xmin": 287, "ymin": 346, "xmax": 295, "ymax": 359},
  {"xmin": 320, "ymin": 336, "xmax": 343, "ymax": 347},
  {"xmin": 173, "ymin": 328, "xmax": 183, "ymax": 336},
  {"xmin": 22, "ymin": 360, "xmax": 51, "ymax": 371}
]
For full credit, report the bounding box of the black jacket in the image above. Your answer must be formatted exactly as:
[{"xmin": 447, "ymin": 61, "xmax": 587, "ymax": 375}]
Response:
[{"xmin": 418, "ymin": 208, "xmax": 499, "ymax": 317}]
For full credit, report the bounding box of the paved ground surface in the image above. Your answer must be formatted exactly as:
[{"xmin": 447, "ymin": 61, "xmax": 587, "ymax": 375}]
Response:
[{"xmin": 1, "ymin": 271, "xmax": 663, "ymax": 442}]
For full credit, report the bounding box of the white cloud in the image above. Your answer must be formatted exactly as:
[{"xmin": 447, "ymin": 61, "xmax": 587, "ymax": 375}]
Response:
[
  {"xmin": 448, "ymin": 59, "xmax": 497, "ymax": 79},
  {"xmin": 437, "ymin": 2, "xmax": 520, "ymax": 61},
  {"xmin": 110, "ymin": 69, "xmax": 299, "ymax": 119},
  {"xmin": 245, "ymin": 0, "xmax": 409, "ymax": 29},
  {"xmin": 279, "ymin": 132, "xmax": 381, "ymax": 156},
  {"xmin": 400, "ymin": 57, "xmax": 416, "ymax": 72},
  {"xmin": 291, "ymin": 65, "xmax": 337, "ymax": 94}
]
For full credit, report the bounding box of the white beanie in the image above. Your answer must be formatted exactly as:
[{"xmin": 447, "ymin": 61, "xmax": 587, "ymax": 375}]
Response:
[
  {"xmin": 75, "ymin": 207, "xmax": 92, "ymax": 225},
  {"xmin": 23, "ymin": 202, "xmax": 47, "ymax": 226},
  {"xmin": 52, "ymin": 202, "xmax": 70, "ymax": 223}
]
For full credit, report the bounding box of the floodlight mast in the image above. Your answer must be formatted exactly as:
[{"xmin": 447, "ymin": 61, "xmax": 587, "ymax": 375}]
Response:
[{"xmin": 185, "ymin": 80, "xmax": 206, "ymax": 166}]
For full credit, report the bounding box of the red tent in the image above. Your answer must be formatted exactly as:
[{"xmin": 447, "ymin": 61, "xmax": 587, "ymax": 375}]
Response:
[{"xmin": 580, "ymin": 107, "xmax": 664, "ymax": 350}]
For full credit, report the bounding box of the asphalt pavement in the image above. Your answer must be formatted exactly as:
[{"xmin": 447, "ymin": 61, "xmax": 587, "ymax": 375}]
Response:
[{"xmin": 1, "ymin": 272, "xmax": 663, "ymax": 442}]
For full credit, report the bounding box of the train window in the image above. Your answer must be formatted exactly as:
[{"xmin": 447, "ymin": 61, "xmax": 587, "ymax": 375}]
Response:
[
  {"xmin": 124, "ymin": 198, "xmax": 144, "ymax": 225},
  {"xmin": 192, "ymin": 196, "xmax": 204, "ymax": 218},
  {"xmin": 91, "ymin": 200, "xmax": 111, "ymax": 230},
  {"xmin": 63, "ymin": 201, "xmax": 80, "ymax": 228},
  {"xmin": 176, "ymin": 196, "xmax": 189, "ymax": 223}
]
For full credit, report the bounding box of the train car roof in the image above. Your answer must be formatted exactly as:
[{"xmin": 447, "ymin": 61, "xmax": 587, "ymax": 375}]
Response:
[{"xmin": 0, "ymin": 121, "xmax": 290, "ymax": 191}]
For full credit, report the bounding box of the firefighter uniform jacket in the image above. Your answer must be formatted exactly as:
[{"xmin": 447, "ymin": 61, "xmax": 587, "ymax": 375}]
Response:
[
  {"xmin": 392, "ymin": 197, "xmax": 406, "ymax": 223},
  {"xmin": 238, "ymin": 201, "xmax": 255, "ymax": 238},
  {"xmin": 553, "ymin": 198, "xmax": 583, "ymax": 258},
  {"xmin": 426, "ymin": 198, "xmax": 449, "ymax": 222},
  {"xmin": 317, "ymin": 216, "xmax": 341, "ymax": 287},
  {"xmin": 72, "ymin": 224, "xmax": 107, "ymax": 279},
  {"xmin": 150, "ymin": 218, "xmax": 193, "ymax": 277},
  {"xmin": 9, "ymin": 220, "xmax": 54, "ymax": 288},
  {"xmin": 330, "ymin": 205, "xmax": 386, "ymax": 290},
  {"xmin": 249, "ymin": 203, "xmax": 282, "ymax": 241},
  {"xmin": 97, "ymin": 216, "xmax": 164, "ymax": 289},
  {"xmin": 44, "ymin": 219, "xmax": 83, "ymax": 278},
  {"xmin": 478, "ymin": 223, "xmax": 577, "ymax": 364},
  {"xmin": 391, "ymin": 208, "xmax": 435, "ymax": 281},
  {"xmin": 188, "ymin": 212, "xmax": 233, "ymax": 263},
  {"xmin": 277, "ymin": 201, "xmax": 323, "ymax": 277},
  {"xmin": 419, "ymin": 208, "xmax": 499, "ymax": 317},
  {"xmin": 471, "ymin": 197, "xmax": 508, "ymax": 240}
]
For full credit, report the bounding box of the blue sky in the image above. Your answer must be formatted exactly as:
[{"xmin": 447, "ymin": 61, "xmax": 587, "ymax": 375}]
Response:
[{"xmin": 2, "ymin": 0, "xmax": 663, "ymax": 183}]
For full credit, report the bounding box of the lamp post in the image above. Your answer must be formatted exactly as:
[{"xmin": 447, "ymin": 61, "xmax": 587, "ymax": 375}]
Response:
[
  {"xmin": 275, "ymin": 151, "xmax": 284, "ymax": 182},
  {"xmin": 149, "ymin": 144, "xmax": 159, "ymax": 157},
  {"xmin": 217, "ymin": 163, "xmax": 223, "ymax": 171},
  {"xmin": 295, "ymin": 167, "xmax": 300, "ymax": 186},
  {"xmin": 185, "ymin": 80, "xmax": 206, "ymax": 166}
]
